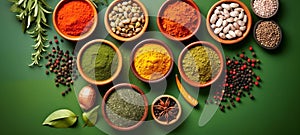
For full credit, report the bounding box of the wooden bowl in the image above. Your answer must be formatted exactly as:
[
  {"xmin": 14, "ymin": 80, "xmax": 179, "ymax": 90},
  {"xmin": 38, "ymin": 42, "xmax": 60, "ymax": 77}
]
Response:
[
  {"xmin": 104, "ymin": 0, "xmax": 149, "ymax": 42},
  {"xmin": 151, "ymin": 95, "xmax": 182, "ymax": 125},
  {"xmin": 102, "ymin": 83, "xmax": 148, "ymax": 131},
  {"xmin": 157, "ymin": 0, "xmax": 201, "ymax": 41},
  {"xmin": 53, "ymin": 0, "xmax": 97, "ymax": 41},
  {"xmin": 253, "ymin": 20, "xmax": 282, "ymax": 50},
  {"xmin": 130, "ymin": 39, "xmax": 174, "ymax": 83},
  {"xmin": 178, "ymin": 41, "xmax": 224, "ymax": 87},
  {"xmin": 250, "ymin": 0, "xmax": 279, "ymax": 18},
  {"xmin": 206, "ymin": 0, "xmax": 252, "ymax": 44},
  {"xmin": 77, "ymin": 39, "xmax": 122, "ymax": 85}
]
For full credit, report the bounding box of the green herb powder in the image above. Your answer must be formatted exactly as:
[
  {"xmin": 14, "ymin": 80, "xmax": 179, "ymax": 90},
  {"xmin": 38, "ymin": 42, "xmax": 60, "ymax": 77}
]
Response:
[
  {"xmin": 182, "ymin": 46, "xmax": 221, "ymax": 84},
  {"xmin": 81, "ymin": 44, "xmax": 118, "ymax": 81},
  {"xmin": 105, "ymin": 88, "xmax": 145, "ymax": 127}
]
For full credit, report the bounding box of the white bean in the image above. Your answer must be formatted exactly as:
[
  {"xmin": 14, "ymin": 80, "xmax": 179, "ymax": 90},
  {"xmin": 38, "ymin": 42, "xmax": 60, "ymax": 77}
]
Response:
[
  {"xmin": 235, "ymin": 30, "xmax": 242, "ymax": 37},
  {"xmin": 243, "ymin": 15, "xmax": 248, "ymax": 23},
  {"xmin": 222, "ymin": 20, "xmax": 228, "ymax": 27},
  {"xmin": 233, "ymin": 22, "xmax": 239, "ymax": 29},
  {"xmin": 223, "ymin": 25, "xmax": 230, "ymax": 34},
  {"xmin": 216, "ymin": 6, "xmax": 222, "ymax": 10},
  {"xmin": 230, "ymin": 3, "xmax": 239, "ymax": 8},
  {"xmin": 227, "ymin": 17, "xmax": 234, "ymax": 23},
  {"xmin": 214, "ymin": 27, "xmax": 223, "ymax": 34},
  {"xmin": 229, "ymin": 30, "xmax": 236, "ymax": 38},
  {"xmin": 237, "ymin": 20, "xmax": 245, "ymax": 27},
  {"xmin": 238, "ymin": 11, "xmax": 244, "ymax": 20},
  {"xmin": 214, "ymin": 9, "xmax": 220, "ymax": 15},
  {"xmin": 211, "ymin": 24, "xmax": 217, "ymax": 29},
  {"xmin": 240, "ymin": 26, "xmax": 246, "ymax": 31},
  {"xmin": 210, "ymin": 14, "xmax": 218, "ymax": 24},
  {"xmin": 234, "ymin": 8, "xmax": 244, "ymax": 12},
  {"xmin": 226, "ymin": 34, "xmax": 233, "ymax": 39},
  {"xmin": 230, "ymin": 11, "xmax": 239, "ymax": 17},
  {"xmin": 216, "ymin": 18, "xmax": 223, "ymax": 27},
  {"xmin": 219, "ymin": 33, "xmax": 226, "ymax": 39},
  {"xmin": 221, "ymin": 4, "xmax": 231, "ymax": 10}
]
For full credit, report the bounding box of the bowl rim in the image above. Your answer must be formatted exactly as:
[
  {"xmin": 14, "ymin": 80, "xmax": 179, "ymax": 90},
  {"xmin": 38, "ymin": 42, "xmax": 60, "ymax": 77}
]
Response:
[
  {"xmin": 104, "ymin": 0, "xmax": 149, "ymax": 42},
  {"xmin": 130, "ymin": 38, "xmax": 174, "ymax": 83},
  {"xmin": 101, "ymin": 83, "xmax": 148, "ymax": 131},
  {"xmin": 253, "ymin": 20, "xmax": 282, "ymax": 50},
  {"xmin": 151, "ymin": 94, "xmax": 182, "ymax": 125},
  {"xmin": 250, "ymin": 0, "xmax": 279, "ymax": 19},
  {"xmin": 206, "ymin": 0, "xmax": 252, "ymax": 44},
  {"xmin": 178, "ymin": 41, "xmax": 224, "ymax": 87},
  {"xmin": 52, "ymin": 0, "xmax": 98, "ymax": 41},
  {"xmin": 157, "ymin": 0, "xmax": 201, "ymax": 41},
  {"xmin": 76, "ymin": 39, "xmax": 123, "ymax": 85}
]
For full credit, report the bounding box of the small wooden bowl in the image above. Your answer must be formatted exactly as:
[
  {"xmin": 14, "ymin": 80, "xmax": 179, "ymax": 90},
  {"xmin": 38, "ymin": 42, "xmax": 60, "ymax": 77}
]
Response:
[
  {"xmin": 53, "ymin": 0, "xmax": 98, "ymax": 41},
  {"xmin": 102, "ymin": 83, "xmax": 148, "ymax": 131},
  {"xmin": 151, "ymin": 95, "xmax": 182, "ymax": 125},
  {"xmin": 250, "ymin": 0, "xmax": 279, "ymax": 19},
  {"xmin": 253, "ymin": 20, "xmax": 282, "ymax": 50},
  {"xmin": 77, "ymin": 39, "xmax": 122, "ymax": 85},
  {"xmin": 157, "ymin": 0, "xmax": 201, "ymax": 41},
  {"xmin": 206, "ymin": 0, "xmax": 252, "ymax": 44},
  {"xmin": 104, "ymin": 0, "xmax": 149, "ymax": 42},
  {"xmin": 130, "ymin": 39, "xmax": 174, "ymax": 83},
  {"xmin": 178, "ymin": 41, "xmax": 224, "ymax": 87}
]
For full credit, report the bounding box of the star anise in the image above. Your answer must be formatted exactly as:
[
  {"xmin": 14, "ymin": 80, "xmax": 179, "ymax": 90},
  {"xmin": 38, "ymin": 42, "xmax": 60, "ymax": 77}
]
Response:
[{"xmin": 154, "ymin": 97, "xmax": 179, "ymax": 124}]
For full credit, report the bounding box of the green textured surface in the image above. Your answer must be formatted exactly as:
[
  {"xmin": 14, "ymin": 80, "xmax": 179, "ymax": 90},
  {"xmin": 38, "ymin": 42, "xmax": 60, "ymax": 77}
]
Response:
[{"xmin": 0, "ymin": 0, "xmax": 299, "ymax": 135}]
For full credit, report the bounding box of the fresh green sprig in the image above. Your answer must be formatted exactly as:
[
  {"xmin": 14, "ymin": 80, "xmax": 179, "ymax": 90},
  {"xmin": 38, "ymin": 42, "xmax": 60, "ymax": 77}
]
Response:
[{"xmin": 9, "ymin": 0, "xmax": 51, "ymax": 66}]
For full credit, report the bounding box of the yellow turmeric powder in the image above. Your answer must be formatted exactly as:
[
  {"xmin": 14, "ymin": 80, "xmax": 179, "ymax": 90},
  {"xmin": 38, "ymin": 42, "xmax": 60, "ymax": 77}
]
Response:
[{"xmin": 134, "ymin": 44, "xmax": 172, "ymax": 80}]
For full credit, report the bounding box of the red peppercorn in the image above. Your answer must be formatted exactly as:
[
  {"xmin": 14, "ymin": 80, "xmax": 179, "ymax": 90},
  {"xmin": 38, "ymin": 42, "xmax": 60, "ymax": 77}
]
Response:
[
  {"xmin": 249, "ymin": 46, "xmax": 253, "ymax": 51},
  {"xmin": 256, "ymin": 76, "xmax": 261, "ymax": 81},
  {"xmin": 54, "ymin": 35, "xmax": 57, "ymax": 39},
  {"xmin": 247, "ymin": 58, "xmax": 251, "ymax": 63},
  {"xmin": 251, "ymin": 63, "xmax": 255, "ymax": 67},
  {"xmin": 252, "ymin": 59, "xmax": 256, "ymax": 63},
  {"xmin": 236, "ymin": 97, "xmax": 241, "ymax": 102},
  {"xmin": 55, "ymin": 39, "xmax": 59, "ymax": 44},
  {"xmin": 235, "ymin": 61, "xmax": 239, "ymax": 65},
  {"xmin": 243, "ymin": 65, "xmax": 247, "ymax": 69},
  {"xmin": 255, "ymin": 81, "xmax": 259, "ymax": 86},
  {"xmin": 240, "ymin": 54, "xmax": 244, "ymax": 58}
]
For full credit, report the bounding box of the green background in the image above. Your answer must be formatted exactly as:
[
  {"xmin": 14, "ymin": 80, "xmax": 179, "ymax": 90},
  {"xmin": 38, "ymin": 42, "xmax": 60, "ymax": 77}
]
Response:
[{"xmin": 0, "ymin": 0, "xmax": 299, "ymax": 134}]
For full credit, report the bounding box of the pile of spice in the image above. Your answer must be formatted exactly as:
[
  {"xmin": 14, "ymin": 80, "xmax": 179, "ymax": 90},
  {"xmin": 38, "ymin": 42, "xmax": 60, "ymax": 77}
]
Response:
[
  {"xmin": 161, "ymin": 1, "xmax": 199, "ymax": 38},
  {"xmin": 108, "ymin": 0, "xmax": 146, "ymax": 38},
  {"xmin": 152, "ymin": 95, "xmax": 180, "ymax": 124},
  {"xmin": 182, "ymin": 46, "xmax": 221, "ymax": 84},
  {"xmin": 80, "ymin": 43, "xmax": 118, "ymax": 81},
  {"xmin": 255, "ymin": 21, "xmax": 281, "ymax": 49},
  {"xmin": 134, "ymin": 44, "xmax": 172, "ymax": 80},
  {"xmin": 209, "ymin": 2, "xmax": 248, "ymax": 40},
  {"xmin": 45, "ymin": 36, "xmax": 76, "ymax": 96},
  {"xmin": 56, "ymin": 0, "xmax": 95, "ymax": 36},
  {"xmin": 105, "ymin": 88, "xmax": 145, "ymax": 127},
  {"xmin": 208, "ymin": 46, "xmax": 262, "ymax": 111},
  {"xmin": 252, "ymin": 0, "xmax": 279, "ymax": 18}
]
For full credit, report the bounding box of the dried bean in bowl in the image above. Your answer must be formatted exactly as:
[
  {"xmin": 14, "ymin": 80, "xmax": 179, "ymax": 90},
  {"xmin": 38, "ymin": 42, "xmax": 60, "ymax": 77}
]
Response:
[
  {"xmin": 107, "ymin": 0, "xmax": 146, "ymax": 38},
  {"xmin": 209, "ymin": 2, "xmax": 249, "ymax": 40},
  {"xmin": 254, "ymin": 20, "xmax": 282, "ymax": 49}
]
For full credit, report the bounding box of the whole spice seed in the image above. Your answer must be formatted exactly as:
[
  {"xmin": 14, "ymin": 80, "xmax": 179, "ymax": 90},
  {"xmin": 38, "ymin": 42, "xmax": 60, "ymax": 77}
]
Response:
[
  {"xmin": 153, "ymin": 96, "xmax": 180, "ymax": 124},
  {"xmin": 161, "ymin": 1, "xmax": 199, "ymax": 38},
  {"xmin": 208, "ymin": 46, "xmax": 262, "ymax": 111},
  {"xmin": 81, "ymin": 43, "xmax": 118, "ymax": 81},
  {"xmin": 108, "ymin": 0, "xmax": 145, "ymax": 38},
  {"xmin": 210, "ymin": 2, "xmax": 248, "ymax": 40},
  {"xmin": 105, "ymin": 88, "xmax": 145, "ymax": 127},
  {"xmin": 252, "ymin": 0, "xmax": 278, "ymax": 18},
  {"xmin": 182, "ymin": 46, "xmax": 221, "ymax": 84},
  {"xmin": 134, "ymin": 44, "xmax": 172, "ymax": 80},
  {"xmin": 56, "ymin": 0, "xmax": 95, "ymax": 36},
  {"xmin": 255, "ymin": 21, "xmax": 281, "ymax": 48},
  {"xmin": 44, "ymin": 39, "xmax": 76, "ymax": 96}
]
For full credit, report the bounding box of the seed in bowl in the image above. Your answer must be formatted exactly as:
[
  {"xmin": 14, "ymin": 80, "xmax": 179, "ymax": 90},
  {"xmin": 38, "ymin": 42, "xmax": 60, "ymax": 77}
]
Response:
[
  {"xmin": 210, "ymin": 2, "xmax": 248, "ymax": 40},
  {"xmin": 252, "ymin": 0, "xmax": 278, "ymax": 18},
  {"xmin": 182, "ymin": 46, "xmax": 221, "ymax": 84},
  {"xmin": 255, "ymin": 21, "xmax": 281, "ymax": 48},
  {"xmin": 108, "ymin": 0, "xmax": 145, "ymax": 38}
]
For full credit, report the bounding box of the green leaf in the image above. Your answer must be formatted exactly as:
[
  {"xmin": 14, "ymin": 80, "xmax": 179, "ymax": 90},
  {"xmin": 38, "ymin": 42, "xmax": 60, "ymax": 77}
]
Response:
[
  {"xmin": 10, "ymin": 4, "xmax": 22, "ymax": 13},
  {"xmin": 42, "ymin": 109, "xmax": 78, "ymax": 128},
  {"xmin": 82, "ymin": 105, "xmax": 100, "ymax": 127},
  {"xmin": 21, "ymin": 19, "xmax": 26, "ymax": 33}
]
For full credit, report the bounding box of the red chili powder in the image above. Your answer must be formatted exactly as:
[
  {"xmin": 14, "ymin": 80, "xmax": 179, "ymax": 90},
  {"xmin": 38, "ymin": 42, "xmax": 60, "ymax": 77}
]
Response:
[{"xmin": 56, "ymin": 0, "xmax": 94, "ymax": 36}]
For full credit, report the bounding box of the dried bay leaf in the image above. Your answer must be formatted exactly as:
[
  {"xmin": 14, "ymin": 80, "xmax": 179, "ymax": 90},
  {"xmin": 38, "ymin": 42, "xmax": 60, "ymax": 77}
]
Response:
[
  {"xmin": 82, "ymin": 105, "xmax": 100, "ymax": 127},
  {"xmin": 42, "ymin": 109, "xmax": 78, "ymax": 128}
]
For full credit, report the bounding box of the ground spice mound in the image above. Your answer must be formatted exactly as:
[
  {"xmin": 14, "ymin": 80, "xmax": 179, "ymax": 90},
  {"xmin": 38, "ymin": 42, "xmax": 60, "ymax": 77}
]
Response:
[
  {"xmin": 57, "ymin": 0, "xmax": 94, "ymax": 36},
  {"xmin": 161, "ymin": 1, "xmax": 198, "ymax": 38}
]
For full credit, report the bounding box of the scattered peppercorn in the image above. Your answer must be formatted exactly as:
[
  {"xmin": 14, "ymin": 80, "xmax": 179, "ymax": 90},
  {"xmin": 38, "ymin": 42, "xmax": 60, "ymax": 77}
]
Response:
[{"xmin": 55, "ymin": 39, "xmax": 59, "ymax": 44}]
